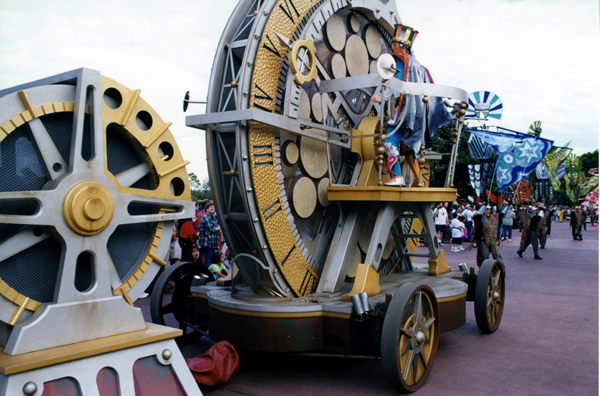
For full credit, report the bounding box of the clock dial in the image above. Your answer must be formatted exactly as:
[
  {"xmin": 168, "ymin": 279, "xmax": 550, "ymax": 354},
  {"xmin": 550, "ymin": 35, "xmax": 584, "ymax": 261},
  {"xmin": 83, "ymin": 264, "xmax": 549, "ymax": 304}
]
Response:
[{"xmin": 203, "ymin": 0, "xmax": 416, "ymax": 297}]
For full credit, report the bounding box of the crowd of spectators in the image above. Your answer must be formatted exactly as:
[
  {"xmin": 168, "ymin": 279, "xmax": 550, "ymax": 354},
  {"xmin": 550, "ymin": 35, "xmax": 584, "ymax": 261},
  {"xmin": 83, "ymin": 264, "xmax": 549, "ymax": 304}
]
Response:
[
  {"xmin": 428, "ymin": 199, "xmax": 596, "ymax": 262},
  {"xmin": 140, "ymin": 199, "xmax": 232, "ymax": 299}
]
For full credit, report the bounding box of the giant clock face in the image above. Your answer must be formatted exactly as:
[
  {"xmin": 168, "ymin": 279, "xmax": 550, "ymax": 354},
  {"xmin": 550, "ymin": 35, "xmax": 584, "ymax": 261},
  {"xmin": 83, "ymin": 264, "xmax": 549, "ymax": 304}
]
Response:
[{"xmin": 204, "ymin": 0, "xmax": 414, "ymax": 297}]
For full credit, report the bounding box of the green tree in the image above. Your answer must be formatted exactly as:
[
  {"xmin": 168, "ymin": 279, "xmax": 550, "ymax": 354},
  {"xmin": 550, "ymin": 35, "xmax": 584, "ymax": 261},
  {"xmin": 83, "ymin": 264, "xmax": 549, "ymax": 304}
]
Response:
[
  {"xmin": 579, "ymin": 149, "xmax": 598, "ymax": 175},
  {"xmin": 430, "ymin": 123, "xmax": 476, "ymax": 201},
  {"xmin": 188, "ymin": 173, "xmax": 212, "ymax": 202}
]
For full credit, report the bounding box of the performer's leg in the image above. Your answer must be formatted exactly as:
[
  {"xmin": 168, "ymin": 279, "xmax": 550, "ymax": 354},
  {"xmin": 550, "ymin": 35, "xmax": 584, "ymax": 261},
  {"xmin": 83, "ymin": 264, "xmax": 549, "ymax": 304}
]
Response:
[
  {"xmin": 400, "ymin": 142, "xmax": 423, "ymax": 187},
  {"xmin": 490, "ymin": 244, "xmax": 505, "ymax": 270},
  {"xmin": 383, "ymin": 128, "xmax": 405, "ymax": 186},
  {"xmin": 531, "ymin": 233, "xmax": 540, "ymax": 258}
]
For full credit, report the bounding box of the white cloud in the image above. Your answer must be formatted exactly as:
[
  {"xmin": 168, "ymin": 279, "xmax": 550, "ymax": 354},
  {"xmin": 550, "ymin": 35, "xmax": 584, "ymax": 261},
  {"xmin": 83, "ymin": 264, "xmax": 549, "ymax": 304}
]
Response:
[{"xmin": 0, "ymin": 0, "xmax": 597, "ymax": 181}]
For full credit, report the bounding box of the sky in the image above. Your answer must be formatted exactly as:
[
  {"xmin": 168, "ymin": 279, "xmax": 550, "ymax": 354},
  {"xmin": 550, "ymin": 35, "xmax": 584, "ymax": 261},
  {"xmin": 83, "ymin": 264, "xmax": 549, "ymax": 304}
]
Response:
[{"xmin": 0, "ymin": 0, "xmax": 598, "ymax": 182}]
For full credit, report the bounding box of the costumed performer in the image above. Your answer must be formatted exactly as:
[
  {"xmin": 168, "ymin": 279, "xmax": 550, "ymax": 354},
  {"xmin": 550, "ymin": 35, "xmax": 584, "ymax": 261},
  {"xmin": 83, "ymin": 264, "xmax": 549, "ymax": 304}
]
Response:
[
  {"xmin": 474, "ymin": 205, "xmax": 504, "ymax": 269},
  {"xmin": 517, "ymin": 203, "xmax": 543, "ymax": 260},
  {"xmin": 371, "ymin": 24, "xmax": 451, "ymax": 187}
]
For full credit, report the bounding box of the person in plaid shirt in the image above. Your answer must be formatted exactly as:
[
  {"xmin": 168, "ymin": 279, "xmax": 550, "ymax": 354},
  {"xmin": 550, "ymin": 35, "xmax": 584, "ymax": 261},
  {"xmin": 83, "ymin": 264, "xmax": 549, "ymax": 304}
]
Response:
[{"xmin": 198, "ymin": 201, "xmax": 221, "ymax": 268}]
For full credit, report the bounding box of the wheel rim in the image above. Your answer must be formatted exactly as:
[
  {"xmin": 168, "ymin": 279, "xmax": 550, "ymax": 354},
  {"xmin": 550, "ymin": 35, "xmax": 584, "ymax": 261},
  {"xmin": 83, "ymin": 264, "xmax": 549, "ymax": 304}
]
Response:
[
  {"xmin": 382, "ymin": 283, "xmax": 439, "ymax": 392},
  {"xmin": 475, "ymin": 259, "xmax": 505, "ymax": 333},
  {"xmin": 486, "ymin": 265, "xmax": 503, "ymax": 329},
  {"xmin": 398, "ymin": 291, "xmax": 436, "ymax": 386}
]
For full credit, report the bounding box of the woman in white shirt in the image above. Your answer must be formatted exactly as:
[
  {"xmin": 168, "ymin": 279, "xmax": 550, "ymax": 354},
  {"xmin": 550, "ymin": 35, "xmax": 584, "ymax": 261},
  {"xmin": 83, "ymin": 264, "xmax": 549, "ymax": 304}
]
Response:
[{"xmin": 434, "ymin": 202, "xmax": 449, "ymax": 247}]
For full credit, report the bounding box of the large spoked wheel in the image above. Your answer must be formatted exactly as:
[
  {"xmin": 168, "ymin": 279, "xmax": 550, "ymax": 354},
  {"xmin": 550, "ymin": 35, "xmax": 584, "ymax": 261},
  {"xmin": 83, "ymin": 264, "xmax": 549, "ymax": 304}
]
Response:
[
  {"xmin": 150, "ymin": 261, "xmax": 214, "ymax": 343},
  {"xmin": 474, "ymin": 259, "xmax": 505, "ymax": 334},
  {"xmin": 381, "ymin": 283, "xmax": 440, "ymax": 392}
]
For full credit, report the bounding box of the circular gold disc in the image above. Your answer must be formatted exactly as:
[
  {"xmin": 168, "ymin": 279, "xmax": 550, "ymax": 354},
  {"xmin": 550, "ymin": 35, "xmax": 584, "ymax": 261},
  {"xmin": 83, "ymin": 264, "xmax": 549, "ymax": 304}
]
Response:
[
  {"xmin": 324, "ymin": 14, "xmax": 346, "ymax": 52},
  {"xmin": 364, "ymin": 25, "xmax": 382, "ymax": 59},
  {"xmin": 317, "ymin": 177, "xmax": 331, "ymax": 207},
  {"xmin": 299, "ymin": 89, "xmax": 311, "ymax": 119},
  {"xmin": 63, "ymin": 182, "xmax": 114, "ymax": 236},
  {"xmin": 291, "ymin": 176, "xmax": 318, "ymax": 219},
  {"xmin": 345, "ymin": 35, "xmax": 369, "ymax": 76},
  {"xmin": 299, "ymin": 130, "xmax": 328, "ymax": 179},
  {"xmin": 330, "ymin": 53, "xmax": 347, "ymax": 79},
  {"xmin": 282, "ymin": 140, "xmax": 299, "ymax": 165},
  {"xmin": 348, "ymin": 14, "xmax": 360, "ymax": 33},
  {"xmin": 310, "ymin": 92, "xmax": 323, "ymax": 123}
]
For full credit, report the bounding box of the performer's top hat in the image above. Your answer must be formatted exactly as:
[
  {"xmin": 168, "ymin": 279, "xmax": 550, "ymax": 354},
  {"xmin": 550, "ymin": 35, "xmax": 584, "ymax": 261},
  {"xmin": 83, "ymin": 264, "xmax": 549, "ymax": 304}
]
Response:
[{"xmin": 392, "ymin": 24, "xmax": 419, "ymax": 49}]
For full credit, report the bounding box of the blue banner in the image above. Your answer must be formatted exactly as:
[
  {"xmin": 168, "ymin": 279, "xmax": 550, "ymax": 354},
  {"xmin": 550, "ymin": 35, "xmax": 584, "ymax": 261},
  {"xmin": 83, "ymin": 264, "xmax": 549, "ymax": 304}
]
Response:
[{"xmin": 468, "ymin": 129, "xmax": 554, "ymax": 192}]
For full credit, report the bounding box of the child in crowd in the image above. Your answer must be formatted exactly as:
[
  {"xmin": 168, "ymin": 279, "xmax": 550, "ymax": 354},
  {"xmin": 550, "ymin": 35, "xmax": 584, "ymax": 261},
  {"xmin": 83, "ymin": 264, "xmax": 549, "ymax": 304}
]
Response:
[
  {"xmin": 208, "ymin": 253, "xmax": 229, "ymax": 280},
  {"xmin": 450, "ymin": 212, "xmax": 465, "ymax": 253}
]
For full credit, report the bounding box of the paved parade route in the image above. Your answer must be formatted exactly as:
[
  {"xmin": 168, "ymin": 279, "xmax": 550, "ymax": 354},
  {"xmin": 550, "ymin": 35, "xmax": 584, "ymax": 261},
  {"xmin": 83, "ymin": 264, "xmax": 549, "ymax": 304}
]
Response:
[{"xmin": 136, "ymin": 222, "xmax": 599, "ymax": 395}]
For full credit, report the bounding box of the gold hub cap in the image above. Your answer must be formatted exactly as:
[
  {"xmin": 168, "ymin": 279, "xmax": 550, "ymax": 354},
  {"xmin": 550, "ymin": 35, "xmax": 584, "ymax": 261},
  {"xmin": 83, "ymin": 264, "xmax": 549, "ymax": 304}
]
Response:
[{"xmin": 63, "ymin": 182, "xmax": 114, "ymax": 235}]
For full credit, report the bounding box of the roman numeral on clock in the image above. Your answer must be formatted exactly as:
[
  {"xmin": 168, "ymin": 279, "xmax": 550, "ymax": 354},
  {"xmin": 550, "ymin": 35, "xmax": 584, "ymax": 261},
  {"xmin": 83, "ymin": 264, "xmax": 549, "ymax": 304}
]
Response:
[
  {"xmin": 279, "ymin": 0, "xmax": 299, "ymax": 23},
  {"xmin": 252, "ymin": 144, "xmax": 274, "ymax": 167},
  {"xmin": 299, "ymin": 269, "xmax": 317, "ymax": 295},
  {"xmin": 262, "ymin": 34, "xmax": 281, "ymax": 58},
  {"xmin": 262, "ymin": 199, "xmax": 282, "ymax": 220}
]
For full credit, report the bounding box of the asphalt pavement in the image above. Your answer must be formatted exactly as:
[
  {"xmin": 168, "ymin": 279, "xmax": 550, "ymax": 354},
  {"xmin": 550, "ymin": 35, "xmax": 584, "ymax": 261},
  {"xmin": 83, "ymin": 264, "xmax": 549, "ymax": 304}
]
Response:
[{"xmin": 135, "ymin": 221, "xmax": 599, "ymax": 395}]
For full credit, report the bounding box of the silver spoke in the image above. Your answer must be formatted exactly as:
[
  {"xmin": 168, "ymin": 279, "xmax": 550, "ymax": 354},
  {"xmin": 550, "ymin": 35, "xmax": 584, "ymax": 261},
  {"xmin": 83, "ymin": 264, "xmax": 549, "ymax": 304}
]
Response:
[
  {"xmin": 0, "ymin": 190, "xmax": 55, "ymax": 225},
  {"xmin": 69, "ymin": 69, "xmax": 105, "ymax": 174},
  {"xmin": 113, "ymin": 192, "xmax": 189, "ymax": 225},
  {"xmin": 0, "ymin": 226, "xmax": 50, "ymax": 261},
  {"xmin": 414, "ymin": 292, "xmax": 423, "ymax": 324},
  {"xmin": 403, "ymin": 349, "xmax": 415, "ymax": 381},
  {"xmin": 28, "ymin": 118, "xmax": 67, "ymax": 180},
  {"xmin": 115, "ymin": 162, "xmax": 151, "ymax": 188},
  {"xmin": 422, "ymin": 317, "xmax": 435, "ymax": 332},
  {"xmin": 97, "ymin": 247, "xmax": 124, "ymax": 290}
]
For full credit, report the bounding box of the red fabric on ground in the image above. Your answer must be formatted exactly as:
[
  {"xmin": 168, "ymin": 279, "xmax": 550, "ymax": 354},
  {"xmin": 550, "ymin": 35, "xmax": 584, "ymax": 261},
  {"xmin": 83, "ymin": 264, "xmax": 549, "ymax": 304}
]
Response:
[{"xmin": 185, "ymin": 341, "xmax": 239, "ymax": 386}]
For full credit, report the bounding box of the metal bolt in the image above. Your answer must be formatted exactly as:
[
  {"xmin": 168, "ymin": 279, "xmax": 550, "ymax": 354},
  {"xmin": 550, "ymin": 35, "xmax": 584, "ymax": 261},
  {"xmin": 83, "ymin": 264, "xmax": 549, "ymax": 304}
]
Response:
[
  {"xmin": 243, "ymin": 155, "xmax": 248, "ymax": 160},
  {"xmin": 415, "ymin": 331, "xmax": 425, "ymax": 345},
  {"xmin": 247, "ymin": 62, "xmax": 253, "ymax": 67},
  {"xmin": 493, "ymin": 291, "xmax": 500, "ymax": 300},
  {"xmin": 253, "ymin": 218, "xmax": 259, "ymax": 222},
  {"xmin": 243, "ymin": 91, "xmax": 249, "ymax": 97},
  {"xmin": 254, "ymin": 34, "xmax": 260, "ymax": 39},
  {"xmin": 263, "ymin": 10, "xmax": 268, "ymax": 16},
  {"xmin": 162, "ymin": 349, "xmax": 172, "ymax": 360},
  {"xmin": 262, "ymin": 245, "xmax": 267, "ymax": 249},
  {"xmin": 247, "ymin": 187, "xmax": 253, "ymax": 192},
  {"xmin": 23, "ymin": 382, "xmax": 37, "ymax": 395}
]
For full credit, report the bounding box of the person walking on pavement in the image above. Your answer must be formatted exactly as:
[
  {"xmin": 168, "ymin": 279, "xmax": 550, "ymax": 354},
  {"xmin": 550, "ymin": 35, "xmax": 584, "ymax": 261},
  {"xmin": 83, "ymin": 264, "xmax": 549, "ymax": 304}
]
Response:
[
  {"xmin": 475, "ymin": 205, "xmax": 504, "ymax": 269},
  {"xmin": 570, "ymin": 207, "xmax": 583, "ymax": 241},
  {"xmin": 501, "ymin": 206, "xmax": 515, "ymax": 241},
  {"xmin": 517, "ymin": 203, "xmax": 543, "ymax": 260}
]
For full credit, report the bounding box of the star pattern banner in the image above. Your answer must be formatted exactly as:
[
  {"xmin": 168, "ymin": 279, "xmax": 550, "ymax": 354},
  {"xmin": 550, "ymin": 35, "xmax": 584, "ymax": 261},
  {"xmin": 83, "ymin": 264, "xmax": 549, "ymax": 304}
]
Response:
[{"xmin": 468, "ymin": 129, "xmax": 554, "ymax": 192}]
